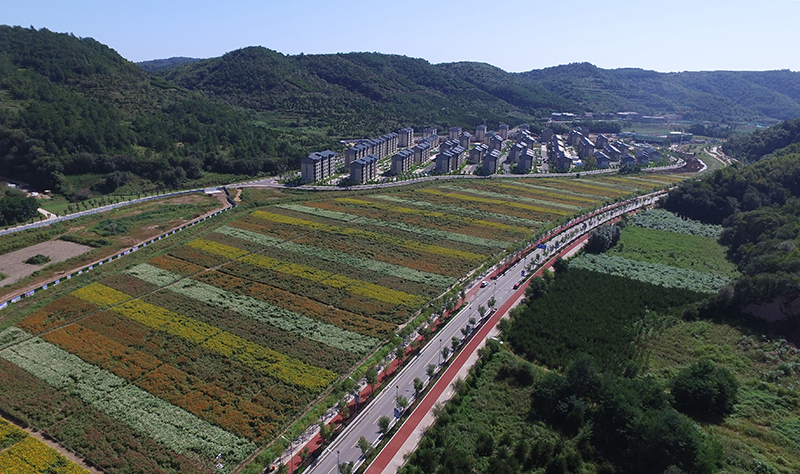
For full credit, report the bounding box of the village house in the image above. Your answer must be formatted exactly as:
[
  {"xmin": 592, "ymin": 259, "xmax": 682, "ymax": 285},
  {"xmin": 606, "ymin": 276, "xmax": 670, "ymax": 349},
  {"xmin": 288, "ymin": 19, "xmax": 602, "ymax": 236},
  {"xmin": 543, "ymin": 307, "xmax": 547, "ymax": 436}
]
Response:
[
  {"xmin": 475, "ymin": 124, "xmax": 487, "ymax": 142},
  {"xmin": 498, "ymin": 123, "xmax": 509, "ymax": 140},
  {"xmin": 390, "ymin": 149, "xmax": 415, "ymax": 175}
]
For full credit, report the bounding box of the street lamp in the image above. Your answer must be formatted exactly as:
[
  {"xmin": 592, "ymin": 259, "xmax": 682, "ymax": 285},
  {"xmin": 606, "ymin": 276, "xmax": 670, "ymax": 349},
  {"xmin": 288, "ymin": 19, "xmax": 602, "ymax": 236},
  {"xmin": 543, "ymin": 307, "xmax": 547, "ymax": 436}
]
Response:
[
  {"xmin": 280, "ymin": 435, "xmax": 288, "ymax": 468},
  {"xmin": 438, "ymin": 339, "xmax": 443, "ymax": 365},
  {"xmin": 287, "ymin": 431, "xmax": 294, "ymax": 473},
  {"xmin": 337, "ymin": 450, "xmax": 340, "ymax": 474}
]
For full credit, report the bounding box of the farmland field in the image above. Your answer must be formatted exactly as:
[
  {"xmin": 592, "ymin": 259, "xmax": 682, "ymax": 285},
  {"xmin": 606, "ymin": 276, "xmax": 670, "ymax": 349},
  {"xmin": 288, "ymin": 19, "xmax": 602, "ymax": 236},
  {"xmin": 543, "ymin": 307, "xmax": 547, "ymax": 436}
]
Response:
[
  {"xmin": 0, "ymin": 174, "xmax": 689, "ymax": 473},
  {"xmin": 571, "ymin": 208, "xmax": 738, "ymax": 293},
  {"xmin": 0, "ymin": 192, "xmax": 227, "ymax": 301}
]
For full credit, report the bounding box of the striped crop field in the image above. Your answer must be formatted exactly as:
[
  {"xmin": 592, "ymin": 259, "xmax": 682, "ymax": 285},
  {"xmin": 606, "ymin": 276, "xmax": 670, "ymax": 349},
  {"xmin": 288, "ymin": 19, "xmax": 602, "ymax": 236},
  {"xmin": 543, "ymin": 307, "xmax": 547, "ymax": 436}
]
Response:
[
  {"xmin": 0, "ymin": 172, "xmax": 691, "ymax": 473},
  {"xmin": 0, "ymin": 419, "xmax": 89, "ymax": 474}
]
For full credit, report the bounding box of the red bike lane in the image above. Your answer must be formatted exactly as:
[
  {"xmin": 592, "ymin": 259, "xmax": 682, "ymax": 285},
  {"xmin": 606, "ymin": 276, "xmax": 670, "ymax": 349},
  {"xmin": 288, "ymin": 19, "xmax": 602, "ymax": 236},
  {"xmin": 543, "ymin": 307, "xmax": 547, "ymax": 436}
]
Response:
[{"xmin": 365, "ymin": 234, "xmax": 590, "ymax": 474}]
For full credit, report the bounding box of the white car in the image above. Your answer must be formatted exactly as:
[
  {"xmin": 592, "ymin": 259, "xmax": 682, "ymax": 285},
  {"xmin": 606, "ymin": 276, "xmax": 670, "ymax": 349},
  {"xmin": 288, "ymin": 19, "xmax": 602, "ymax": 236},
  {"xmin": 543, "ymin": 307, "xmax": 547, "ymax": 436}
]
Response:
[{"xmin": 480, "ymin": 281, "xmax": 488, "ymax": 288}]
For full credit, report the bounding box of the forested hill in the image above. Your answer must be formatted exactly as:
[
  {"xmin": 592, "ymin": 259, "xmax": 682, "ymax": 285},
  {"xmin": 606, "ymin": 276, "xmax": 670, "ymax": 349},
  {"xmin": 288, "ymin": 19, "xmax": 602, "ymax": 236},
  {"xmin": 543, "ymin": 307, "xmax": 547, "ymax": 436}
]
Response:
[
  {"xmin": 0, "ymin": 26, "xmax": 309, "ymax": 197},
  {"xmin": 159, "ymin": 54, "xmax": 800, "ymax": 127},
  {"xmin": 723, "ymin": 117, "xmax": 800, "ymax": 162},
  {"xmin": 662, "ymin": 144, "xmax": 800, "ymax": 310},
  {"xmin": 517, "ymin": 63, "xmax": 800, "ymax": 123},
  {"xmin": 137, "ymin": 57, "xmax": 204, "ymax": 73},
  {"xmin": 3, "ymin": 24, "xmax": 800, "ymax": 199},
  {"xmin": 157, "ymin": 48, "xmax": 533, "ymax": 135}
]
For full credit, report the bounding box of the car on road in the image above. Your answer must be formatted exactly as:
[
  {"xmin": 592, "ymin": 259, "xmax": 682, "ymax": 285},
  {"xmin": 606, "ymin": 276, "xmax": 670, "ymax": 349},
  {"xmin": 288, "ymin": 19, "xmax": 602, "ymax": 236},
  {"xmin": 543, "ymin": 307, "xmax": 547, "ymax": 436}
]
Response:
[
  {"xmin": 513, "ymin": 282, "xmax": 520, "ymax": 289},
  {"xmin": 480, "ymin": 281, "xmax": 488, "ymax": 288}
]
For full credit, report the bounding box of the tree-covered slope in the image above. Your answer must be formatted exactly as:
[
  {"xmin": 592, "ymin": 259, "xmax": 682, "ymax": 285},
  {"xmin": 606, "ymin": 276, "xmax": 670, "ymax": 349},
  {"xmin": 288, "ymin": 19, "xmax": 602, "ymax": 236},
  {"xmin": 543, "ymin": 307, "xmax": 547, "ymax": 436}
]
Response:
[
  {"xmin": 723, "ymin": 117, "xmax": 800, "ymax": 162},
  {"xmin": 436, "ymin": 61, "xmax": 577, "ymax": 114},
  {"xmin": 137, "ymin": 57, "xmax": 204, "ymax": 73},
  {"xmin": 662, "ymin": 147, "xmax": 800, "ymax": 307},
  {"xmin": 0, "ymin": 26, "xmax": 308, "ymax": 196},
  {"xmin": 519, "ymin": 63, "xmax": 800, "ymax": 122},
  {"xmin": 158, "ymin": 48, "xmax": 533, "ymax": 135},
  {"xmin": 3, "ymin": 24, "xmax": 800, "ymax": 199}
]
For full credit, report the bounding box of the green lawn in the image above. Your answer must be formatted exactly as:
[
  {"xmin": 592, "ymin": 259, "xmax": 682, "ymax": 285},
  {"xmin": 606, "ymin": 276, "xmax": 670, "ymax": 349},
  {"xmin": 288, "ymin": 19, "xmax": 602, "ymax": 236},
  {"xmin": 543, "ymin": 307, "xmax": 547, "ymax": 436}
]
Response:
[{"xmin": 607, "ymin": 225, "xmax": 740, "ymax": 279}]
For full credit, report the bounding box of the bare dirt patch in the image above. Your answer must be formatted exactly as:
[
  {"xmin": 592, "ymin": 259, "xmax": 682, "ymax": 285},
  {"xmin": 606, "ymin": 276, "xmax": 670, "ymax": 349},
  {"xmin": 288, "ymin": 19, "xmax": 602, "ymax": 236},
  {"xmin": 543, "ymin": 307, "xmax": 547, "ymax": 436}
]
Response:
[{"xmin": 0, "ymin": 241, "xmax": 92, "ymax": 287}]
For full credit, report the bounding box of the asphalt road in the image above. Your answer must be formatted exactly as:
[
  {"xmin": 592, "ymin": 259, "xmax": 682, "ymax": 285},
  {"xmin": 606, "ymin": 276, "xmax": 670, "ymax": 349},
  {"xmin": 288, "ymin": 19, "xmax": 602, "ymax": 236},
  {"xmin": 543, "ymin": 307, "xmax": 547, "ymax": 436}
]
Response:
[{"xmin": 305, "ymin": 190, "xmax": 665, "ymax": 474}]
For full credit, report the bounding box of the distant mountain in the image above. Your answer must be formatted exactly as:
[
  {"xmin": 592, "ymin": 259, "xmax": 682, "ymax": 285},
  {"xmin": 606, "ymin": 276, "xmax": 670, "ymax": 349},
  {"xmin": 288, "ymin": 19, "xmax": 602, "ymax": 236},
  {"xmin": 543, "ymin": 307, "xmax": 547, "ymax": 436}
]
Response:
[
  {"xmin": 137, "ymin": 57, "xmax": 204, "ymax": 72},
  {"xmin": 518, "ymin": 63, "xmax": 800, "ymax": 122},
  {"xmin": 3, "ymin": 24, "xmax": 800, "ymax": 199}
]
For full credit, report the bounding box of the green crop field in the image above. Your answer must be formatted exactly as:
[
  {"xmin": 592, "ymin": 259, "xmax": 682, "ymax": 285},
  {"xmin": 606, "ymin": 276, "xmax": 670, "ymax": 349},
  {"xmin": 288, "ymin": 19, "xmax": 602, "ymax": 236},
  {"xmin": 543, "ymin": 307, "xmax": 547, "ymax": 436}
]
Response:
[{"xmin": 607, "ymin": 225, "xmax": 740, "ymax": 279}]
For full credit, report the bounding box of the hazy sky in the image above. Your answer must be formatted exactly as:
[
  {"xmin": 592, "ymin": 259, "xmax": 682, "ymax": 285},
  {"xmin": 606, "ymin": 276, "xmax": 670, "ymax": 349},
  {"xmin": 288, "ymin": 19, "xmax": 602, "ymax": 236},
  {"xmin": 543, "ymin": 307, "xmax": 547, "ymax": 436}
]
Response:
[{"xmin": 5, "ymin": 0, "xmax": 799, "ymax": 72}]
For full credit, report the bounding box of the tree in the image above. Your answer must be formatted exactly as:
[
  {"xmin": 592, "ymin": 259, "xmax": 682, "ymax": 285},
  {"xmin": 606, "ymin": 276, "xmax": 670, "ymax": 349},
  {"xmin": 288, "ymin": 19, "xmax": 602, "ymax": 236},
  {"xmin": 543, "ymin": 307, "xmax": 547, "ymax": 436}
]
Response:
[
  {"xmin": 451, "ymin": 336, "xmax": 460, "ymax": 352},
  {"xmin": 441, "ymin": 346, "xmax": 450, "ymax": 361},
  {"xmin": 427, "ymin": 364, "xmax": 436, "ymax": 378},
  {"xmin": 525, "ymin": 276, "xmax": 548, "ymax": 300},
  {"xmin": 396, "ymin": 395, "xmax": 409, "ymax": 411},
  {"xmin": 585, "ymin": 224, "xmax": 622, "ymax": 254},
  {"xmin": 671, "ymin": 360, "xmax": 738, "ymax": 422},
  {"xmin": 319, "ymin": 422, "xmax": 333, "ymax": 441},
  {"xmin": 469, "ymin": 317, "xmax": 477, "ymax": 326},
  {"xmin": 552, "ymin": 256, "xmax": 569, "ymax": 274},
  {"xmin": 419, "ymin": 324, "xmax": 431, "ymax": 338},
  {"xmin": 478, "ymin": 305, "xmax": 487, "ymax": 319},
  {"xmin": 378, "ymin": 416, "xmax": 391, "ymax": 435},
  {"xmin": 413, "ymin": 377, "xmax": 424, "ymax": 397},
  {"xmin": 358, "ymin": 436, "xmax": 373, "ymax": 458},
  {"xmin": 366, "ymin": 367, "xmax": 378, "ymax": 392},
  {"xmin": 339, "ymin": 461, "xmax": 354, "ymax": 474},
  {"xmin": 337, "ymin": 399, "xmax": 350, "ymax": 419},
  {"xmin": 487, "ymin": 297, "xmax": 497, "ymax": 310}
]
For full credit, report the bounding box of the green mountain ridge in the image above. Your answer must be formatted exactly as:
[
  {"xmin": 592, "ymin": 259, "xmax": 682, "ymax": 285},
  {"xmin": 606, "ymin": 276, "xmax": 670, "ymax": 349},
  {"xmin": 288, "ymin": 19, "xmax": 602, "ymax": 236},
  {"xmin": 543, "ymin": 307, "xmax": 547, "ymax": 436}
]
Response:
[{"xmin": 2, "ymin": 25, "xmax": 800, "ymax": 199}]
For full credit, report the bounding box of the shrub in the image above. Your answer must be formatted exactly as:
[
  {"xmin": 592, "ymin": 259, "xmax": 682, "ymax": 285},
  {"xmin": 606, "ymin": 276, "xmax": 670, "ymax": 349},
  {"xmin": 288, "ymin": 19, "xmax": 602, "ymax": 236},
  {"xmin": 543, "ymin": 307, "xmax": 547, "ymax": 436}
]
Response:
[
  {"xmin": 584, "ymin": 224, "xmax": 622, "ymax": 254},
  {"xmin": 671, "ymin": 360, "xmax": 738, "ymax": 423},
  {"xmin": 24, "ymin": 254, "xmax": 50, "ymax": 265}
]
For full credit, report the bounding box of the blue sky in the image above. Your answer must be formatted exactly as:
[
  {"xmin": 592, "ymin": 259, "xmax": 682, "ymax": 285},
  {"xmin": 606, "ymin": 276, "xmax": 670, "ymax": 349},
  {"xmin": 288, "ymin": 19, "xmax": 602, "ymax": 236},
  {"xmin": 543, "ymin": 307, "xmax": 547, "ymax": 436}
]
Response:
[{"xmin": 5, "ymin": 0, "xmax": 799, "ymax": 72}]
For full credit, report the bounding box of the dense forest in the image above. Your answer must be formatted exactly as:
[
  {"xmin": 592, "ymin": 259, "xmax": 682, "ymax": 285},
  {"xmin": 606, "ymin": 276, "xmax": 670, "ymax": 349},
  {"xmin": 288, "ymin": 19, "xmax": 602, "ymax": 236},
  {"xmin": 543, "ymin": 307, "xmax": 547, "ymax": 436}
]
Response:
[
  {"xmin": 402, "ymin": 269, "xmax": 729, "ymax": 474},
  {"xmin": 157, "ymin": 48, "xmax": 533, "ymax": 135},
  {"xmin": 662, "ymin": 151, "xmax": 800, "ymax": 307},
  {"xmin": 723, "ymin": 117, "xmax": 800, "ymax": 162},
  {"xmin": 0, "ymin": 26, "xmax": 312, "ymax": 198},
  {"xmin": 518, "ymin": 63, "xmax": 800, "ymax": 123},
  {"xmin": 0, "ymin": 184, "xmax": 38, "ymax": 226}
]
